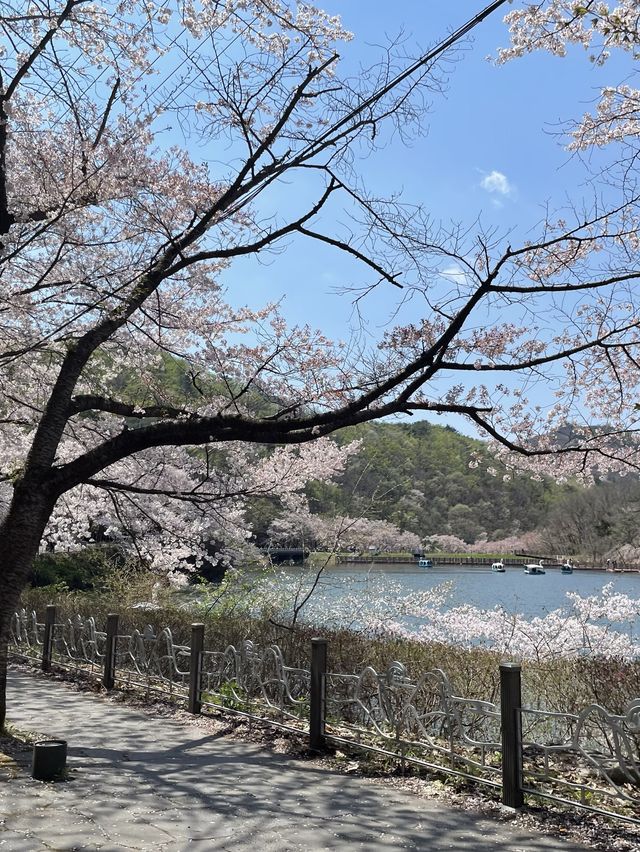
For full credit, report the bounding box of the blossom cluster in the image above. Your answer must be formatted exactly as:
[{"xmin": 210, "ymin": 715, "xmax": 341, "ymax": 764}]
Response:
[
  {"xmin": 258, "ymin": 571, "xmax": 640, "ymax": 663},
  {"xmin": 267, "ymin": 505, "xmax": 422, "ymax": 554}
]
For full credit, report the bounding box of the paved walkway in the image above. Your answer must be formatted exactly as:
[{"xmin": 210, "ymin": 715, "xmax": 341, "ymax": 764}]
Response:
[{"xmin": 0, "ymin": 670, "xmax": 590, "ymax": 851}]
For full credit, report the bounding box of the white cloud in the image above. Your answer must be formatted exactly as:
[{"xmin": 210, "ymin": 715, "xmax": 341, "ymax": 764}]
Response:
[
  {"xmin": 480, "ymin": 170, "xmax": 513, "ymax": 197},
  {"xmin": 441, "ymin": 265, "xmax": 468, "ymax": 286}
]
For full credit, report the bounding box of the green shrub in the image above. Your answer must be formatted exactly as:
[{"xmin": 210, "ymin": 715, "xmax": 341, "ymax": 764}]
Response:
[{"xmin": 31, "ymin": 545, "xmax": 128, "ymax": 591}]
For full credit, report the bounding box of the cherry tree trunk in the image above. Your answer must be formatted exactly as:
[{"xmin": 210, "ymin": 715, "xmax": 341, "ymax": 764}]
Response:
[{"xmin": 0, "ymin": 483, "xmax": 55, "ymax": 729}]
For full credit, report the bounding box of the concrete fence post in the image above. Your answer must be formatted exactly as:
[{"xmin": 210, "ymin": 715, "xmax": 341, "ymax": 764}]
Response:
[
  {"xmin": 102, "ymin": 613, "xmax": 119, "ymax": 690},
  {"xmin": 41, "ymin": 605, "xmax": 56, "ymax": 672},
  {"xmin": 500, "ymin": 661, "xmax": 524, "ymax": 809},
  {"xmin": 188, "ymin": 623, "xmax": 205, "ymax": 715},
  {"xmin": 310, "ymin": 637, "xmax": 327, "ymax": 752}
]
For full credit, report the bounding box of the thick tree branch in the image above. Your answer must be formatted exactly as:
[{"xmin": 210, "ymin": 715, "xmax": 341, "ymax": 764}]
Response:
[{"xmin": 68, "ymin": 395, "xmax": 189, "ymax": 419}]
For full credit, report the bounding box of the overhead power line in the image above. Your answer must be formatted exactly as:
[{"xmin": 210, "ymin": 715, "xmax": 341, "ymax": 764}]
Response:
[{"xmin": 293, "ymin": 0, "xmax": 512, "ymax": 165}]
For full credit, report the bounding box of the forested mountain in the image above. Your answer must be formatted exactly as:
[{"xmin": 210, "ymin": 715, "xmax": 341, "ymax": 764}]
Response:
[{"xmin": 303, "ymin": 421, "xmax": 560, "ymax": 543}]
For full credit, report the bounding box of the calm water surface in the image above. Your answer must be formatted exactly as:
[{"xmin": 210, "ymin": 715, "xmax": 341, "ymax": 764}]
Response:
[{"xmin": 286, "ymin": 562, "xmax": 640, "ymax": 619}]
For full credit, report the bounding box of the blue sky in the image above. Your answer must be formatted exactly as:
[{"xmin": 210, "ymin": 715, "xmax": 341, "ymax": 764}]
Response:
[{"xmin": 218, "ymin": 2, "xmax": 626, "ymax": 433}]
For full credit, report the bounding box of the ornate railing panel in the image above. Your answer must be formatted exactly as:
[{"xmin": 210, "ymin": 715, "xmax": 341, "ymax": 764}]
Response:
[
  {"xmin": 325, "ymin": 662, "xmax": 501, "ymax": 787},
  {"xmin": 521, "ymin": 703, "xmax": 640, "ymax": 818},
  {"xmin": 115, "ymin": 626, "xmax": 191, "ymax": 696},
  {"xmin": 51, "ymin": 614, "xmax": 106, "ymax": 675},
  {"xmin": 9, "ymin": 609, "xmax": 42, "ymax": 661},
  {"xmin": 200, "ymin": 640, "xmax": 310, "ymax": 725}
]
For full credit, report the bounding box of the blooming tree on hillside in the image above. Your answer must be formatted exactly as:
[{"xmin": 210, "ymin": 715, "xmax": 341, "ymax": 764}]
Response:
[{"xmin": 267, "ymin": 504, "xmax": 422, "ymax": 553}]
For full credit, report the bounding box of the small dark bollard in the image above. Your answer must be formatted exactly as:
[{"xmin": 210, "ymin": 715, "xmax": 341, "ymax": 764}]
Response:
[{"xmin": 32, "ymin": 740, "xmax": 67, "ymax": 781}]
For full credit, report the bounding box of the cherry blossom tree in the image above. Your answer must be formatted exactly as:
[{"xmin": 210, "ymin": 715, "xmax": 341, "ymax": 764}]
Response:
[
  {"xmin": 40, "ymin": 436, "xmax": 360, "ymax": 577},
  {"xmin": 3, "ymin": 0, "xmax": 640, "ymax": 727},
  {"xmin": 267, "ymin": 504, "xmax": 422, "ymax": 553},
  {"xmin": 0, "ymin": 0, "xmax": 517, "ymax": 723},
  {"xmin": 383, "ymin": 583, "xmax": 640, "ymax": 665}
]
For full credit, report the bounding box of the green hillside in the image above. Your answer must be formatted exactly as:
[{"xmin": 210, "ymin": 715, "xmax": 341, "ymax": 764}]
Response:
[
  {"xmin": 90, "ymin": 356, "xmax": 565, "ymax": 546},
  {"xmin": 304, "ymin": 420, "xmax": 559, "ymax": 543}
]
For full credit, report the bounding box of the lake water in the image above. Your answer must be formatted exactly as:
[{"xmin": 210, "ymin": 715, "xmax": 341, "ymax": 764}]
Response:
[{"xmin": 279, "ymin": 562, "xmax": 640, "ymax": 620}]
